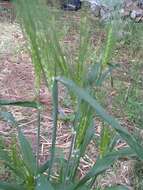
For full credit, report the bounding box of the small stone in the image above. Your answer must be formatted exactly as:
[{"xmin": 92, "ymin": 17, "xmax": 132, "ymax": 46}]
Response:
[
  {"xmin": 100, "ymin": 7, "xmax": 111, "ymax": 21},
  {"xmin": 130, "ymin": 10, "xmax": 137, "ymax": 19},
  {"xmin": 91, "ymin": 4, "xmax": 101, "ymax": 17}
]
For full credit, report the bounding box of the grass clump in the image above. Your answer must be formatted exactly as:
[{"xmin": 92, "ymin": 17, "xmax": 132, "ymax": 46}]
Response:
[{"xmin": 0, "ymin": 0, "xmax": 143, "ymax": 190}]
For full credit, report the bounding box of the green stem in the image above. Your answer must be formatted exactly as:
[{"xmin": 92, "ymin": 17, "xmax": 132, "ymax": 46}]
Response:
[
  {"xmin": 64, "ymin": 126, "xmax": 76, "ymax": 185},
  {"xmin": 48, "ymin": 79, "xmax": 58, "ymax": 180},
  {"xmin": 36, "ymin": 107, "xmax": 41, "ymax": 172}
]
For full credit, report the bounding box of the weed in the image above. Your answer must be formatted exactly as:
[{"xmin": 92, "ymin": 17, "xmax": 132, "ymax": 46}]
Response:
[{"xmin": 0, "ymin": 0, "xmax": 143, "ymax": 190}]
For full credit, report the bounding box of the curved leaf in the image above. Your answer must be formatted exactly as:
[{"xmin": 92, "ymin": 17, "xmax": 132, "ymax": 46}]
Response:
[
  {"xmin": 0, "ymin": 182, "xmax": 26, "ymax": 190},
  {"xmin": 72, "ymin": 148, "xmax": 135, "ymax": 190},
  {"xmin": 0, "ymin": 111, "xmax": 18, "ymax": 127},
  {"xmin": 18, "ymin": 130, "xmax": 37, "ymax": 175},
  {"xmin": 0, "ymin": 148, "xmax": 24, "ymax": 179},
  {"xmin": 56, "ymin": 77, "xmax": 143, "ymax": 160}
]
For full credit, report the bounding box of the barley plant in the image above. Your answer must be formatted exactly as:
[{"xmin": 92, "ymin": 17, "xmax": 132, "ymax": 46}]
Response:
[{"xmin": 0, "ymin": 0, "xmax": 143, "ymax": 190}]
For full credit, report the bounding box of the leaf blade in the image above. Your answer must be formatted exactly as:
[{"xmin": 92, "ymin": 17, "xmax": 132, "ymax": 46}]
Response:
[
  {"xmin": 56, "ymin": 77, "xmax": 143, "ymax": 160},
  {"xmin": 36, "ymin": 175, "xmax": 55, "ymax": 190},
  {"xmin": 18, "ymin": 130, "xmax": 37, "ymax": 175},
  {"xmin": 73, "ymin": 148, "xmax": 136, "ymax": 190},
  {"xmin": 0, "ymin": 100, "xmax": 40, "ymax": 109},
  {"xmin": 0, "ymin": 182, "xmax": 26, "ymax": 190},
  {"xmin": 104, "ymin": 185, "xmax": 129, "ymax": 190}
]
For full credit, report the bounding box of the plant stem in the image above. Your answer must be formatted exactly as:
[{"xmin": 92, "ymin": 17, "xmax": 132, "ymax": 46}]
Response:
[
  {"xmin": 36, "ymin": 107, "xmax": 41, "ymax": 172},
  {"xmin": 64, "ymin": 126, "xmax": 76, "ymax": 185},
  {"xmin": 48, "ymin": 79, "xmax": 58, "ymax": 180}
]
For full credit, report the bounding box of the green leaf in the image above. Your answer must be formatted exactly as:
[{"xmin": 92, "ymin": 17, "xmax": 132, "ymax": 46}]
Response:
[
  {"xmin": 0, "ymin": 149, "xmax": 11, "ymax": 164},
  {"xmin": 56, "ymin": 77, "xmax": 143, "ymax": 160},
  {"xmin": 48, "ymin": 80, "xmax": 58, "ymax": 179},
  {"xmin": 0, "ymin": 146, "xmax": 25, "ymax": 179},
  {"xmin": 69, "ymin": 184, "xmax": 89, "ymax": 190},
  {"xmin": 77, "ymin": 16, "xmax": 90, "ymax": 83},
  {"xmin": 0, "ymin": 100, "xmax": 40, "ymax": 109},
  {"xmin": 36, "ymin": 175, "xmax": 55, "ymax": 190},
  {"xmin": 0, "ymin": 111, "xmax": 18, "ymax": 127},
  {"xmin": 101, "ymin": 24, "xmax": 115, "ymax": 67},
  {"xmin": 75, "ymin": 103, "xmax": 94, "ymax": 150},
  {"xmin": 72, "ymin": 148, "xmax": 135, "ymax": 190},
  {"xmin": 0, "ymin": 182, "xmax": 26, "ymax": 190},
  {"xmin": 100, "ymin": 126, "xmax": 111, "ymax": 157},
  {"xmin": 81, "ymin": 120, "xmax": 94, "ymax": 154},
  {"xmin": 78, "ymin": 111, "xmax": 94, "ymax": 157},
  {"xmin": 104, "ymin": 185, "xmax": 129, "ymax": 190},
  {"xmin": 18, "ymin": 130, "xmax": 37, "ymax": 175}
]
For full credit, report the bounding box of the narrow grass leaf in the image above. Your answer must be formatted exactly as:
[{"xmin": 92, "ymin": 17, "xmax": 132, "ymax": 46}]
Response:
[
  {"xmin": 75, "ymin": 103, "xmax": 93, "ymax": 149},
  {"xmin": 18, "ymin": 130, "xmax": 37, "ymax": 175},
  {"xmin": 0, "ymin": 182, "xmax": 26, "ymax": 190},
  {"xmin": 56, "ymin": 77, "xmax": 143, "ymax": 160},
  {"xmin": 0, "ymin": 111, "xmax": 18, "ymax": 127},
  {"xmin": 50, "ymin": 26, "xmax": 68, "ymax": 76},
  {"xmin": 0, "ymin": 149, "xmax": 11, "ymax": 164},
  {"xmin": 104, "ymin": 185, "xmax": 129, "ymax": 190},
  {"xmin": 77, "ymin": 16, "xmax": 90, "ymax": 82},
  {"xmin": 48, "ymin": 80, "xmax": 58, "ymax": 179},
  {"xmin": 0, "ymin": 100, "xmax": 40, "ymax": 109},
  {"xmin": 36, "ymin": 175, "xmax": 55, "ymax": 190},
  {"xmin": 100, "ymin": 126, "xmax": 111, "ymax": 157},
  {"xmin": 79, "ymin": 117, "xmax": 94, "ymax": 157},
  {"xmin": 0, "ymin": 146, "xmax": 25, "ymax": 179},
  {"xmin": 72, "ymin": 148, "xmax": 136, "ymax": 190}
]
